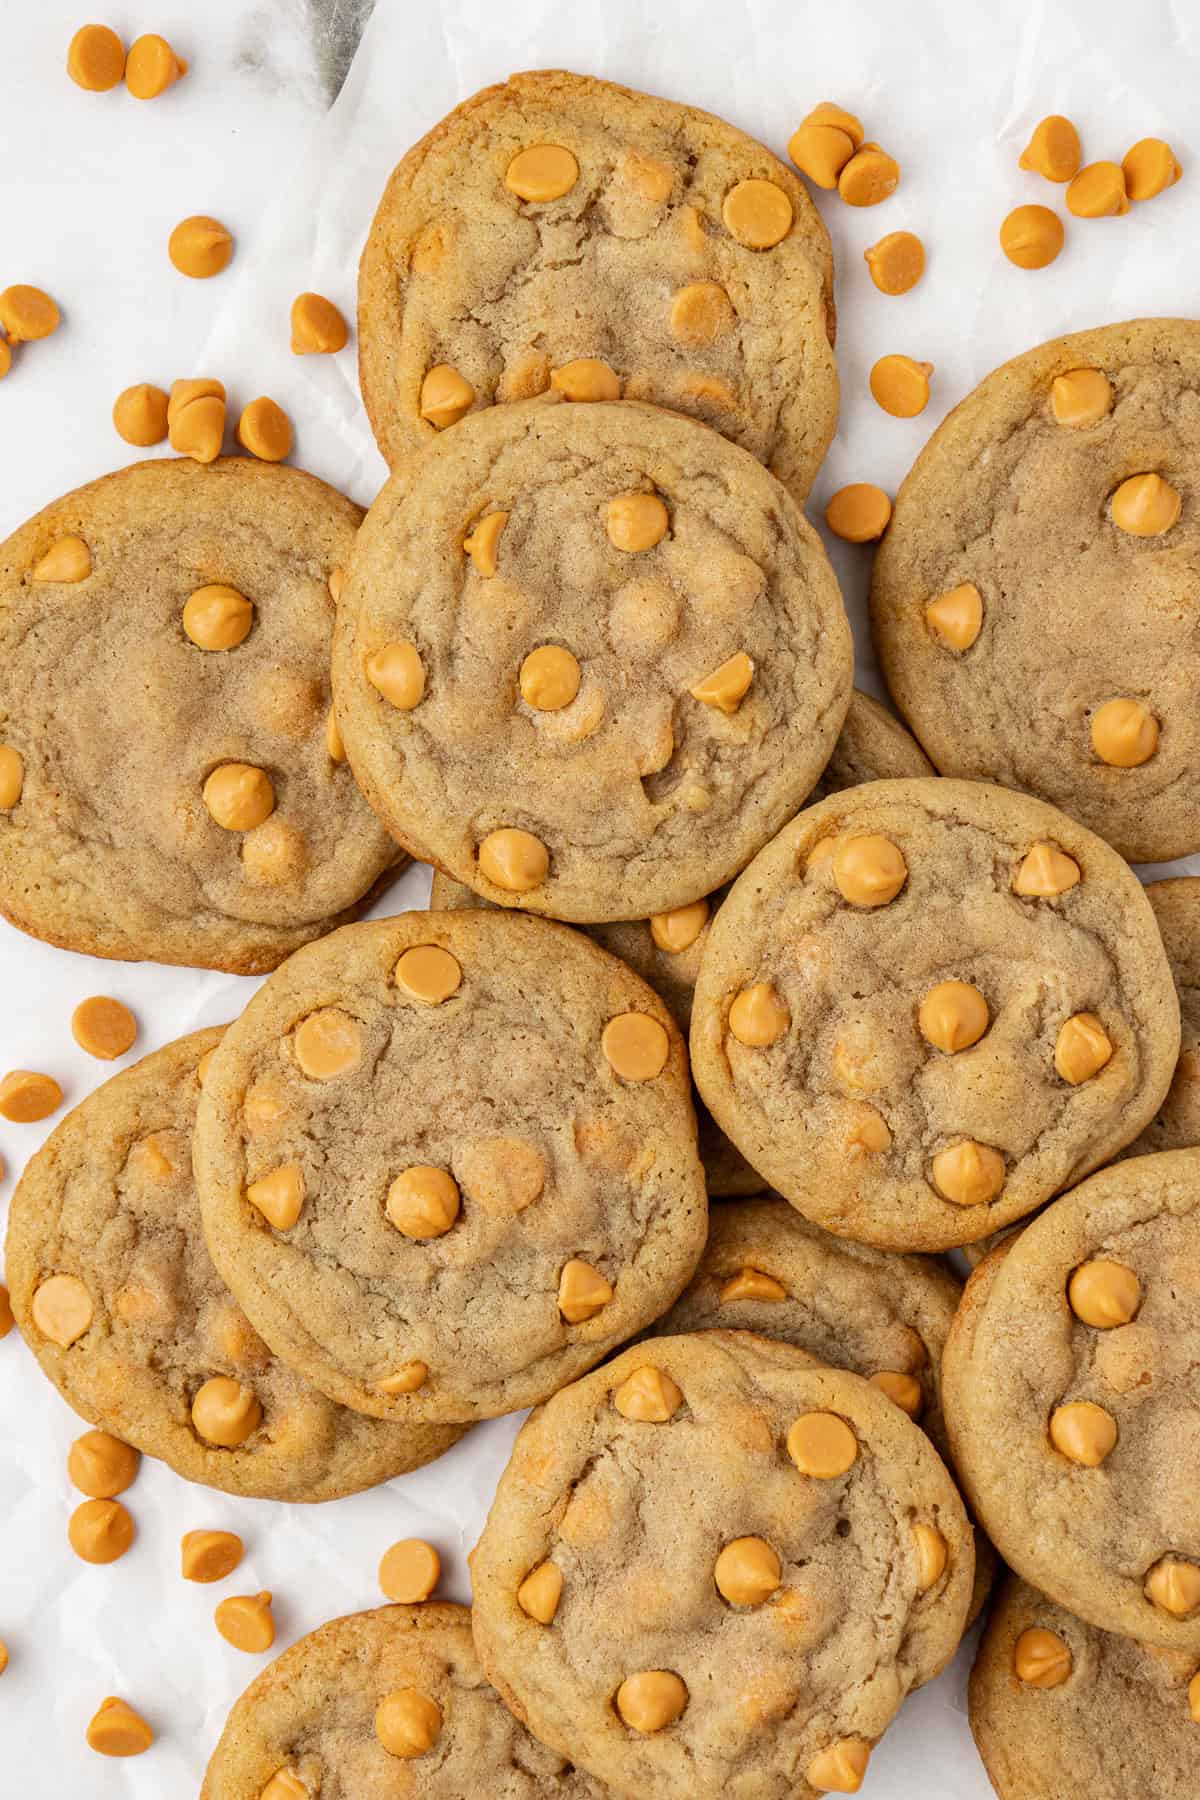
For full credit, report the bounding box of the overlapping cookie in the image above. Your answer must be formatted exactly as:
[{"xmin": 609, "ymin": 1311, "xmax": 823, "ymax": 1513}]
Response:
[
  {"xmin": 1127, "ymin": 878, "xmax": 1200, "ymax": 1156},
  {"xmin": 0, "ymin": 458, "xmax": 399, "ymax": 971},
  {"xmin": 359, "ymin": 68, "xmax": 838, "ymax": 503},
  {"xmin": 690, "ymin": 777, "xmax": 1179, "ymax": 1251},
  {"xmin": 871, "ymin": 318, "xmax": 1200, "ymax": 862},
  {"xmin": 5, "ymin": 1030, "xmax": 463, "ymax": 1501}
]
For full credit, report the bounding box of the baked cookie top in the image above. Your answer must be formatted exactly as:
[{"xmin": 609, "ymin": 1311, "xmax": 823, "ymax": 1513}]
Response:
[
  {"xmin": 690, "ymin": 778, "xmax": 1180, "ymax": 1252},
  {"xmin": 358, "ymin": 68, "xmax": 838, "ymax": 504},
  {"xmin": 334, "ymin": 399, "xmax": 851, "ymax": 924},
  {"xmin": 969, "ymin": 1576, "xmax": 1200, "ymax": 1800},
  {"xmin": 1128, "ymin": 878, "xmax": 1200, "ymax": 1156},
  {"xmin": 943, "ymin": 1149, "xmax": 1200, "ymax": 1650},
  {"xmin": 0, "ymin": 457, "xmax": 399, "ymax": 973},
  {"xmin": 194, "ymin": 912, "xmax": 706, "ymax": 1424},
  {"xmin": 4, "ymin": 1030, "xmax": 462, "ymax": 1501},
  {"xmin": 471, "ymin": 1330, "xmax": 973, "ymax": 1800},
  {"xmin": 870, "ymin": 317, "xmax": 1200, "ymax": 863},
  {"xmin": 201, "ymin": 1603, "xmax": 604, "ymax": 1798}
]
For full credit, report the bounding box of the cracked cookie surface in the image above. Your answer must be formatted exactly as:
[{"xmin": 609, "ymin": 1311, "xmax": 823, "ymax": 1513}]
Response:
[
  {"xmin": 334, "ymin": 399, "xmax": 852, "ymax": 923},
  {"xmin": 690, "ymin": 777, "xmax": 1179, "ymax": 1251},
  {"xmin": 969, "ymin": 1576, "xmax": 1200, "ymax": 1800},
  {"xmin": 871, "ymin": 318, "xmax": 1200, "ymax": 863},
  {"xmin": 471, "ymin": 1329, "xmax": 973, "ymax": 1800},
  {"xmin": 195, "ymin": 912, "xmax": 707, "ymax": 1423},
  {"xmin": 201, "ymin": 1602, "xmax": 605, "ymax": 1798},
  {"xmin": 0, "ymin": 457, "xmax": 399, "ymax": 972},
  {"xmin": 358, "ymin": 68, "xmax": 838, "ymax": 504},
  {"xmin": 4, "ymin": 1030, "xmax": 462, "ymax": 1500},
  {"xmin": 943, "ymin": 1149, "xmax": 1200, "ymax": 1650}
]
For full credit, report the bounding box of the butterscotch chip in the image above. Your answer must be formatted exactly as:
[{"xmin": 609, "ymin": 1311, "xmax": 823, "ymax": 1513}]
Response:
[
  {"xmin": 0, "ymin": 745, "xmax": 23, "ymax": 810},
  {"xmin": 1054, "ymin": 1012, "xmax": 1114, "ymax": 1085},
  {"xmin": 600, "ymin": 1012, "xmax": 669, "ymax": 1081},
  {"xmin": 375, "ymin": 1361, "xmax": 428, "ymax": 1395},
  {"xmin": 788, "ymin": 123, "xmax": 855, "ymax": 189},
  {"xmin": 613, "ymin": 1365, "xmax": 683, "ymax": 1422},
  {"xmin": 925, "ymin": 582, "xmax": 983, "ymax": 651},
  {"xmin": 649, "ymin": 898, "xmax": 709, "ymax": 954},
  {"xmin": 520, "ymin": 644, "xmax": 582, "ymax": 711},
  {"xmin": 419, "ymin": 363, "xmax": 474, "ymax": 428},
  {"xmin": 325, "ymin": 707, "xmax": 346, "ymax": 761},
  {"xmin": 689, "ymin": 651, "xmax": 754, "ymax": 714},
  {"xmin": 216, "ymin": 1591, "xmax": 276, "ymax": 1653},
  {"xmin": 833, "ymin": 833, "xmax": 907, "ymax": 906},
  {"xmin": 912, "ymin": 1522, "xmax": 947, "ymax": 1590},
  {"xmin": 477, "ymin": 827, "xmax": 549, "ymax": 893},
  {"xmin": 242, "ymin": 818, "xmax": 307, "ymax": 886},
  {"xmin": 806, "ymin": 1739, "xmax": 870, "ymax": 1792},
  {"xmin": 182, "ymin": 584, "xmax": 253, "ymax": 652},
  {"xmin": 203, "ymin": 764, "xmax": 276, "ymax": 832},
  {"xmin": 238, "ymin": 397, "xmax": 293, "ymax": 463},
  {"xmin": 69, "ymin": 1497, "xmax": 135, "ymax": 1564},
  {"xmin": 1013, "ymin": 841, "xmax": 1080, "ymax": 897},
  {"xmin": 1191, "ymin": 1670, "xmax": 1200, "ymax": 1723},
  {"xmin": 838, "ymin": 145, "xmax": 899, "ymax": 206},
  {"xmin": 825, "ymin": 483, "xmax": 892, "ymax": 542},
  {"xmin": 112, "ymin": 383, "xmax": 169, "ymax": 446},
  {"xmin": 386, "ymin": 1165, "xmax": 460, "ymax": 1239},
  {"xmin": 1068, "ymin": 1258, "xmax": 1141, "ymax": 1328},
  {"xmin": 869, "ymin": 353, "xmax": 933, "ymax": 416},
  {"xmin": 0, "ymin": 1070, "xmax": 63, "ymax": 1122},
  {"xmin": 462, "ymin": 510, "xmax": 508, "ymax": 576},
  {"xmin": 557, "ymin": 1259, "xmax": 614, "ymax": 1325},
  {"xmin": 1049, "ymin": 1399, "xmax": 1117, "ymax": 1466},
  {"xmin": 1051, "ymin": 367, "xmax": 1113, "ymax": 427},
  {"xmin": 379, "ymin": 1538, "xmax": 441, "ymax": 1603},
  {"xmin": 365, "ymin": 639, "xmax": 426, "ymax": 712},
  {"xmin": 86, "ymin": 1697, "xmax": 153, "ymax": 1757},
  {"xmin": 169, "ymin": 215, "xmax": 234, "ymax": 278},
  {"xmin": 1067, "ymin": 162, "xmax": 1129, "ymax": 217},
  {"xmin": 722, "ymin": 179, "xmax": 792, "ymax": 248},
  {"xmin": 376, "ymin": 1687, "xmax": 443, "ymax": 1758},
  {"xmin": 864, "ymin": 230, "xmax": 926, "ymax": 295},
  {"xmin": 616, "ymin": 1669, "xmax": 689, "ymax": 1733},
  {"xmin": 728, "ymin": 982, "xmax": 790, "ymax": 1048},
  {"xmin": 125, "ymin": 32, "xmax": 186, "ymax": 98},
  {"xmin": 607, "ymin": 491, "xmax": 669, "ymax": 553},
  {"xmin": 719, "ymin": 1267, "xmax": 787, "ymax": 1303},
  {"xmin": 290, "ymin": 291, "xmax": 348, "ymax": 355},
  {"xmin": 0, "ymin": 1281, "xmax": 10, "ymax": 1339},
  {"xmin": 167, "ymin": 380, "xmax": 226, "ymax": 462},
  {"xmin": 1145, "ymin": 1558, "xmax": 1200, "ymax": 1618},
  {"xmin": 67, "ymin": 23, "xmax": 126, "ymax": 90},
  {"xmin": 869, "ymin": 1369, "xmax": 922, "ymax": 1418},
  {"xmin": 931, "ymin": 1140, "xmax": 1005, "ymax": 1207},
  {"xmin": 0, "ymin": 340, "xmax": 9, "ymax": 381},
  {"xmin": 787, "ymin": 1410, "xmax": 858, "ymax": 1478},
  {"xmin": 668, "ymin": 282, "xmax": 735, "ymax": 346},
  {"xmin": 517, "ymin": 1560, "xmax": 563, "ymax": 1623},
  {"xmin": 458, "ymin": 1136, "xmax": 545, "ymax": 1216},
  {"xmin": 0, "ymin": 285, "xmax": 60, "ymax": 343},
  {"xmin": 32, "ymin": 1272, "xmax": 92, "ymax": 1343},
  {"xmin": 802, "ymin": 102, "xmax": 864, "ymax": 147},
  {"xmin": 1122, "ymin": 138, "xmax": 1182, "ymax": 202},
  {"xmin": 919, "ymin": 980, "xmax": 989, "ymax": 1054},
  {"xmin": 550, "ymin": 358, "xmax": 620, "ymax": 402},
  {"xmin": 246, "ymin": 1163, "xmax": 304, "ymax": 1231},
  {"xmin": 71, "ymin": 996, "xmax": 137, "ymax": 1061},
  {"xmin": 1110, "ymin": 471, "xmax": 1181, "ymax": 535},
  {"xmin": 181, "ymin": 1529, "xmax": 244, "ymax": 1583},
  {"xmin": 394, "ymin": 944, "xmax": 461, "ymax": 1004},
  {"xmin": 1014, "ymin": 1625, "xmax": 1073, "ymax": 1687},
  {"xmin": 506, "ymin": 143, "xmax": 579, "ymax": 202},
  {"xmin": 192, "ymin": 1375, "xmax": 263, "ymax": 1447},
  {"xmin": 999, "ymin": 204, "xmax": 1065, "ymax": 270},
  {"xmin": 714, "ymin": 1536, "xmax": 781, "ymax": 1607},
  {"xmin": 1090, "ymin": 697, "xmax": 1159, "ymax": 767},
  {"xmin": 32, "ymin": 535, "xmax": 90, "ymax": 583},
  {"xmin": 294, "ymin": 1008, "xmax": 362, "ymax": 1080},
  {"xmin": 1019, "ymin": 115, "xmax": 1082, "ymax": 182}
]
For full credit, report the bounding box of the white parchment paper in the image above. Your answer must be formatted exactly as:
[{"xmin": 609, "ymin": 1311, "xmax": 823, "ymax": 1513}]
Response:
[{"xmin": 2, "ymin": 0, "xmax": 1198, "ymax": 1791}]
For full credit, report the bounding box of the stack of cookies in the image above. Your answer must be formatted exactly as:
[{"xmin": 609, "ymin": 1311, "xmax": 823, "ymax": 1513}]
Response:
[{"xmin": 3, "ymin": 64, "xmax": 1199, "ymax": 1800}]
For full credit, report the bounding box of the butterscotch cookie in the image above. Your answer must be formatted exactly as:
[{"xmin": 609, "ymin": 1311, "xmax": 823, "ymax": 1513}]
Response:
[
  {"xmin": 195, "ymin": 912, "xmax": 706, "ymax": 1423},
  {"xmin": 201, "ymin": 1603, "xmax": 605, "ymax": 1797},
  {"xmin": 334, "ymin": 399, "xmax": 851, "ymax": 923},
  {"xmin": 0, "ymin": 457, "xmax": 400, "ymax": 971},
  {"xmin": 472, "ymin": 1329, "xmax": 973, "ymax": 1799},
  {"xmin": 359, "ymin": 68, "xmax": 838, "ymax": 504},
  {"xmin": 871, "ymin": 318, "xmax": 1200, "ymax": 863},
  {"xmin": 690, "ymin": 777, "xmax": 1179, "ymax": 1252},
  {"xmin": 943, "ymin": 1148, "xmax": 1200, "ymax": 1650},
  {"xmin": 1128, "ymin": 879, "xmax": 1200, "ymax": 1156},
  {"xmin": 969, "ymin": 1575, "xmax": 1200, "ymax": 1800},
  {"xmin": 5, "ymin": 1030, "xmax": 462, "ymax": 1501}
]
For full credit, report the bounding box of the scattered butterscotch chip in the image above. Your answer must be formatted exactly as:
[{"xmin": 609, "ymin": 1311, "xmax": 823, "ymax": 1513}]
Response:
[
  {"xmin": 720, "ymin": 1267, "xmax": 786, "ymax": 1303},
  {"xmin": 419, "ymin": 363, "xmax": 474, "ymax": 428},
  {"xmin": 379, "ymin": 1538, "xmax": 441, "ymax": 1603},
  {"xmin": 1014, "ymin": 1625, "xmax": 1073, "ymax": 1687},
  {"xmin": 68, "ymin": 1430, "xmax": 140, "ymax": 1499},
  {"xmin": 0, "ymin": 340, "xmax": 10, "ymax": 382},
  {"xmin": 931, "ymin": 1139, "xmax": 1005, "ymax": 1206},
  {"xmin": 607, "ymin": 491, "xmax": 669, "ymax": 553},
  {"xmin": 1122, "ymin": 137, "xmax": 1181, "ymax": 201},
  {"xmin": 838, "ymin": 144, "xmax": 899, "ymax": 207},
  {"xmin": 999, "ymin": 204, "xmax": 1065, "ymax": 270},
  {"xmin": 71, "ymin": 996, "xmax": 137, "ymax": 1061},
  {"xmin": 615, "ymin": 1669, "xmax": 688, "ymax": 1733},
  {"xmin": 0, "ymin": 1069, "xmax": 63, "ymax": 1122},
  {"xmin": 290, "ymin": 290, "xmax": 349, "ymax": 354},
  {"xmin": 376, "ymin": 1688, "xmax": 443, "ymax": 1758},
  {"xmin": 0, "ymin": 1639, "xmax": 7, "ymax": 1675},
  {"xmin": 803, "ymin": 102, "xmax": 865, "ymax": 146},
  {"xmin": 366, "ymin": 640, "xmax": 425, "ymax": 709},
  {"xmin": 168, "ymin": 378, "xmax": 226, "ymax": 462},
  {"xmin": 1191, "ymin": 1669, "xmax": 1200, "ymax": 1723},
  {"xmin": 1049, "ymin": 1399, "xmax": 1117, "ymax": 1467},
  {"xmin": 86, "ymin": 1696, "xmax": 154, "ymax": 1758},
  {"xmin": 32, "ymin": 535, "xmax": 90, "ymax": 583},
  {"xmin": 0, "ymin": 285, "xmax": 61, "ymax": 343},
  {"xmin": 215, "ymin": 1590, "xmax": 275, "ymax": 1653},
  {"xmin": 807, "ymin": 1739, "xmax": 870, "ymax": 1793},
  {"xmin": 714, "ymin": 1536, "xmax": 781, "ymax": 1607},
  {"xmin": 787, "ymin": 1411, "xmax": 858, "ymax": 1478},
  {"xmin": 31, "ymin": 1272, "xmax": 92, "ymax": 1344},
  {"xmin": 1145, "ymin": 1556, "xmax": 1200, "ymax": 1617},
  {"xmin": 238, "ymin": 396, "xmax": 293, "ymax": 462},
  {"xmin": 169, "ymin": 215, "xmax": 234, "ymax": 278},
  {"xmin": 203, "ymin": 763, "xmax": 275, "ymax": 832},
  {"xmin": 727, "ymin": 982, "xmax": 790, "ymax": 1048},
  {"xmin": 1054, "ymin": 1012, "xmax": 1114, "ymax": 1085},
  {"xmin": 1050, "ymin": 367, "xmax": 1113, "ymax": 427},
  {"xmin": 183, "ymin": 583, "xmax": 254, "ymax": 651},
  {"xmin": 668, "ymin": 282, "xmax": 735, "ymax": 346},
  {"xmin": 690, "ymin": 651, "xmax": 754, "ymax": 714},
  {"xmin": 386, "ymin": 1165, "xmax": 461, "ymax": 1240},
  {"xmin": 1110, "ymin": 471, "xmax": 1180, "ymax": 535},
  {"xmin": 601, "ymin": 1013, "xmax": 670, "ymax": 1081},
  {"xmin": 520, "ymin": 644, "xmax": 582, "ymax": 711},
  {"xmin": 505, "ymin": 143, "xmax": 579, "ymax": 203},
  {"xmin": 375, "ymin": 1360, "xmax": 428, "ymax": 1396},
  {"xmin": 517, "ymin": 1560, "xmax": 563, "ymax": 1623},
  {"xmin": 394, "ymin": 945, "xmax": 462, "ymax": 1005},
  {"xmin": 112, "ymin": 382, "xmax": 169, "ymax": 446},
  {"xmin": 293, "ymin": 1008, "xmax": 362, "ymax": 1080},
  {"xmin": 864, "ymin": 230, "xmax": 925, "ymax": 295},
  {"xmin": 557, "ymin": 1258, "xmax": 613, "ymax": 1324},
  {"xmin": 613, "ymin": 1365, "xmax": 683, "ymax": 1422},
  {"xmin": 247, "ymin": 1162, "xmax": 304, "ymax": 1231},
  {"xmin": 919, "ymin": 980, "xmax": 989, "ymax": 1055},
  {"xmin": 788, "ymin": 122, "xmax": 855, "ymax": 189},
  {"xmin": 1066, "ymin": 162, "xmax": 1129, "ymax": 217},
  {"xmin": 833, "ymin": 833, "xmax": 907, "ymax": 907},
  {"xmin": 869, "ymin": 353, "xmax": 933, "ymax": 416},
  {"xmin": 1090, "ymin": 697, "xmax": 1159, "ymax": 768},
  {"xmin": 1013, "ymin": 841, "xmax": 1080, "ymax": 897},
  {"xmin": 550, "ymin": 357, "xmax": 620, "ymax": 401},
  {"xmin": 477, "ymin": 827, "xmax": 549, "ymax": 892},
  {"xmin": 181, "ymin": 1529, "xmax": 244, "ymax": 1583},
  {"xmin": 0, "ymin": 1284, "xmax": 12, "ymax": 1338},
  {"xmin": 870, "ymin": 1369, "xmax": 922, "ymax": 1418},
  {"xmin": 67, "ymin": 23, "xmax": 126, "ymax": 91},
  {"xmin": 191, "ymin": 1375, "xmax": 263, "ymax": 1447},
  {"xmin": 462, "ymin": 510, "xmax": 507, "ymax": 577},
  {"xmin": 125, "ymin": 33, "xmax": 187, "ymax": 99},
  {"xmin": 913, "ymin": 1522, "xmax": 948, "ymax": 1590},
  {"xmin": 824, "ymin": 483, "xmax": 892, "ymax": 543},
  {"xmin": 1019, "ymin": 115, "xmax": 1082, "ymax": 182},
  {"xmin": 925, "ymin": 581, "xmax": 983, "ymax": 651},
  {"xmin": 649, "ymin": 898, "xmax": 708, "ymax": 953},
  {"xmin": 722, "ymin": 179, "xmax": 792, "ymax": 248},
  {"xmin": 69, "ymin": 1497, "xmax": 135, "ymax": 1564},
  {"xmin": 1068, "ymin": 1258, "xmax": 1141, "ymax": 1328}
]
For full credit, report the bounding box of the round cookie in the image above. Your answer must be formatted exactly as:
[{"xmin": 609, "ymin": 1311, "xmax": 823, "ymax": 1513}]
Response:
[
  {"xmin": 690, "ymin": 777, "xmax": 1180, "ymax": 1251},
  {"xmin": 334, "ymin": 399, "xmax": 852, "ymax": 924},
  {"xmin": 201, "ymin": 1602, "xmax": 605, "ymax": 1798},
  {"xmin": 195, "ymin": 911, "xmax": 707, "ymax": 1423},
  {"xmin": 358, "ymin": 68, "xmax": 838, "ymax": 505},
  {"xmin": 969, "ymin": 1576, "xmax": 1200, "ymax": 1800},
  {"xmin": 0, "ymin": 457, "xmax": 399, "ymax": 972},
  {"xmin": 871, "ymin": 318, "xmax": 1200, "ymax": 863},
  {"xmin": 943, "ymin": 1148, "xmax": 1200, "ymax": 1650},
  {"xmin": 5, "ymin": 1030, "xmax": 463, "ymax": 1501},
  {"xmin": 472, "ymin": 1329, "xmax": 974, "ymax": 1800},
  {"xmin": 1127, "ymin": 878, "xmax": 1200, "ymax": 1156}
]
